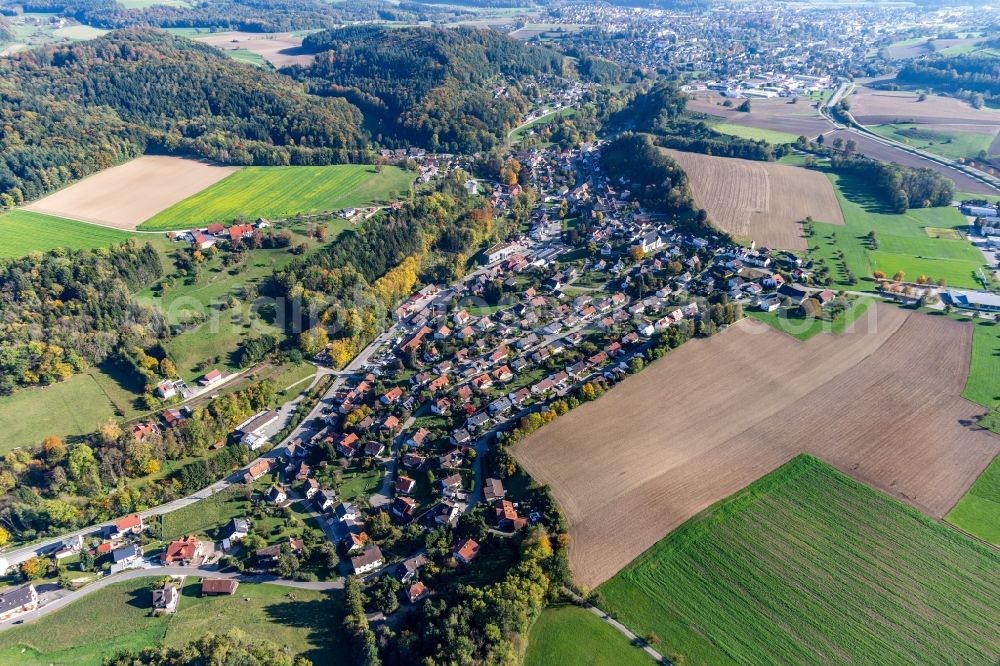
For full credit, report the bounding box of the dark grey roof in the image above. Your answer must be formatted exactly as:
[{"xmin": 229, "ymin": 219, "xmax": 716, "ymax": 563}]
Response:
[
  {"xmin": 0, "ymin": 584, "xmax": 36, "ymax": 615},
  {"xmin": 112, "ymin": 544, "xmax": 141, "ymax": 563}
]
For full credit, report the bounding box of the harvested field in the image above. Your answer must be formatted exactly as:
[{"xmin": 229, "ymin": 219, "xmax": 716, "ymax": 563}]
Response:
[
  {"xmin": 849, "ymin": 87, "xmax": 1000, "ymax": 126},
  {"xmin": 193, "ymin": 31, "xmax": 314, "ymax": 67},
  {"xmin": 24, "ymin": 156, "xmax": 238, "ymax": 230},
  {"xmin": 514, "ymin": 304, "xmax": 1000, "ymax": 586},
  {"xmin": 687, "ymin": 93, "xmax": 832, "ymax": 139},
  {"xmin": 663, "ymin": 149, "xmax": 843, "ymax": 249}
]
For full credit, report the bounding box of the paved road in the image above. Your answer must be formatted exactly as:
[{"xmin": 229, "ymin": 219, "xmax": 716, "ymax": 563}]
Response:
[{"xmin": 0, "ymin": 564, "xmax": 343, "ymax": 631}]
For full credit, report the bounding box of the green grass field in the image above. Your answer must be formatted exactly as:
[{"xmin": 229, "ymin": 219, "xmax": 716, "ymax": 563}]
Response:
[
  {"xmin": 597, "ymin": 455, "xmax": 1000, "ymax": 666},
  {"xmin": 225, "ymin": 48, "xmax": 267, "ymax": 66},
  {"xmin": 510, "ymin": 108, "xmax": 577, "ymax": 143},
  {"xmin": 869, "ymin": 123, "xmax": 996, "ymax": 162},
  {"xmin": 0, "ymin": 373, "xmax": 116, "ymax": 453},
  {"xmin": 926, "ymin": 226, "xmax": 964, "ymax": 239},
  {"xmin": 524, "ymin": 605, "xmax": 653, "ymax": 666},
  {"xmin": 0, "ymin": 210, "xmax": 142, "ymax": 259},
  {"xmin": 946, "ymin": 452, "xmax": 1000, "ymax": 544},
  {"xmin": 140, "ymin": 165, "xmax": 413, "ymax": 230},
  {"xmin": 712, "ymin": 123, "xmax": 800, "ymax": 145},
  {"xmin": 809, "ymin": 172, "xmax": 986, "ymax": 290},
  {"xmin": 962, "ymin": 320, "xmax": 1000, "ymax": 407},
  {"xmin": 160, "ymin": 484, "xmax": 258, "ymax": 541},
  {"xmin": 0, "ymin": 578, "xmax": 346, "ymax": 666},
  {"xmin": 747, "ymin": 297, "xmax": 872, "ymax": 341}
]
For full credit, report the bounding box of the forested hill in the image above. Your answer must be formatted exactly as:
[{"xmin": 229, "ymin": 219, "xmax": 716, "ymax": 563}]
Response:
[
  {"xmin": 0, "ymin": 16, "xmax": 13, "ymax": 41},
  {"xmin": 0, "ymin": 29, "xmax": 369, "ymax": 205},
  {"xmin": 295, "ymin": 26, "xmax": 565, "ymax": 153},
  {"xmin": 896, "ymin": 54, "xmax": 1000, "ymax": 107}
]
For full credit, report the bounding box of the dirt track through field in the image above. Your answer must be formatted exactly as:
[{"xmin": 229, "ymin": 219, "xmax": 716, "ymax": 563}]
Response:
[
  {"xmin": 663, "ymin": 149, "xmax": 843, "ymax": 249},
  {"xmin": 25, "ymin": 156, "xmax": 238, "ymax": 229},
  {"xmin": 514, "ymin": 304, "xmax": 1000, "ymax": 587}
]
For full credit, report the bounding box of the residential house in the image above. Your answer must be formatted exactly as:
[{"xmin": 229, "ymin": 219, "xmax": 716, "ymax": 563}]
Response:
[
  {"xmin": 111, "ymin": 544, "xmax": 143, "ymax": 572},
  {"xmin": 265, "ymin": 485, "xmax": 287, "ymax": 505},
  {"xmin": 200, "ymin": 369, "xmax": 223, "ymax": 387},
  {"xmin": 152, "ymin": 584, "xmax": 180, "ymax": 614},
  {"xmin": 256, "ymin": 539, "xmax": 304, "ymax": 569},
  {"xmin": 391, "ymin": 496, "xmax": 417, "ymax": 521},
  {"xmin": 115, "ymin": 513, "xmax": 144, "ymax": 536},
  {"xmin": 334, "ymin": 501, "xmax": 359, "ymax": 523},
  {"xmin": 243, "ymin": 459, "xmax": 272, "ymax": 484},
  {"xmin": 0, "ymin": 584, "xmax": 38, "ymax": 622},
  {"xmin": 454, "ymin": 538, "xmax": 480, "ymax": 564},
  {"xmin": 402, "ymin": 453, "xmax": 427, "ymax": 470},
  {"xmin": 438, "ymin": 473, "xmax": 462, "ymax": 496},
  {"xmin": 394, "ymin": 553, "xmax": 429, "ymax": 583},
  {"xmin": 395, "ymin": 475, "xmax": 417, "ymax": 494},
  {"xmin": 433, "ymin": 500, "xmax": 460, "ymax": 525},
  {"xmin": 405, "ymin": 581, "xmax": 430, "ymax": 604},
  {"xmin": 162, "ymin": 536, "xmax": 203, "ymax": 566},
  {"xmin": 493, "ymin": 500, "xmax": 528, "ymax": 531},
  {"xmin": 351, "ymin": 544, "xmax": 384, "ymax": 575},
  {"xmin": 483, "ymin": 478, "xmax": 505, "ymax": 503},
  {"xmin": 315, "ymin": 489, "xmax": 338, "ymax": 513}
]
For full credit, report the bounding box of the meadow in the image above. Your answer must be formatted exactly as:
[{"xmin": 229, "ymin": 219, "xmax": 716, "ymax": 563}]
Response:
[
  {"xmin": 0, "ymin": 210, "xmax": 139, "ymax": 259},
  {"xmin": 809, "ymin": 172, "xmax": 986, "ymax": 290},
  {"xmin": 0, "ymin": 374, "xmax": 116, "ymax": 453},
  {"xmin": 946, "ymin": 452, "xmax": 1000, "ymax": 545},
  {"xmin": 0, "ymin": 578, "xmax": 346, "ymax": 666},
  {"xmin": 711, "ymin": 122, "xmax": 800, "ymax": 145},
  {"xmin": 140, "ymin": 164, "xmax": 413, "ymax": 230},
  {"xmin": 160, "ymin": 484, "xmax": 259, "ymax": 541},
  {"xmin": 597, "ymin": 455, "xmax": 1000, "ymax": 666},
  {"xmin": 962, "ymin": 319, "xmax": 1000, "ymax": 407},
  {"xmin": 524, "ymin": 605, "xmax": 653, "ymax": 666},
  {"xmin": 869, "ymin": 123, "xmax": 996, "ymax": 162}
]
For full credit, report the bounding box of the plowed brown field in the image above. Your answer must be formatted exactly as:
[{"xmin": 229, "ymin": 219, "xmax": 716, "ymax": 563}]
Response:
[
  {"xmin": 25, "ymin": 156, "xmax": 237, "ymax": 229},
  {"xmin": 663, "ymin": 149, "xmax": 843, "ymax": 249},
  {"xmin": 514, "ymin": 304, "xmax": 1000, "ymax": 587},
  {"xmin": 194, "ymin": 31, "xmax": 314, "ymax": 67}
]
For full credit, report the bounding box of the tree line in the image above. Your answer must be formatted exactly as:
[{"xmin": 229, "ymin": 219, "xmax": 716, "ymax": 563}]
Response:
[
  {"xmin": 896, "ymin": 54, "xmax": 1000, "ymax": 108},
  {"xmin": 828, "ymin": 153, "xmax": 954, "ymax": 212}
]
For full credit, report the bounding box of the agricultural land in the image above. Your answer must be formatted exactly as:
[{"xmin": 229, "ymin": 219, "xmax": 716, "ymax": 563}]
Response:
[
  {"xmin": 663, "ymin": 148, "xmax": 844, "ymax": 250},
  {"xmin": 597, "ymin": 455, "xmax": 1000, "ymax": 666},
  {"xmin": 946, "ymin": 452, "xmax": 1000, "ymax": 545},
  {"xmin": 24, "ymin": 156, "xmax": 239, "ymax": 230},
  {"xmin": 140, "ymin": 164, "xmax": 414, "ymax": 230},
  {"xmin": 189, "ymin": 31, "xmax": 316, "ymax": 67},
  {"xmin": 0, "ymin": 577, "xmax": 346, "ymax": 666},
  {"xmin": 0, "ymin": 210, "xmax": 137, "ymax": 259},
  {"xmin": 514, "ymin": 304, "xmax": 1000, "ymax": 586}
]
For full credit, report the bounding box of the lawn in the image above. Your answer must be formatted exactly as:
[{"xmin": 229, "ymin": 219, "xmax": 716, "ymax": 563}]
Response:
[
  {"xmin": 0, "ymin": 210, "xmax": 140, "ymax": 259},
  {"xmin": 747, "ymin": 297, "xmax": 872, "ymax": 340},
  {"xmin": 338, "ymin": 465, "xmax": 383, "ymax": 502},
  {"xmin": 712, "ymin": 123, "xmax": 800, "ymax": 145},
  {"xmin": 962, "ymin": 319, "xmax": 1000, "ymax": 407},
  {"xmin": 597, "ymin": 455, "xmax": 1000, "ymax": 666},
  {"xmin": 510, "ymin": 108, "xmax": 577, "ymax": 143},
  {"xmin": 160, "ymin": 483, "xmax": 261, "ymax": 541},
  {"xmin": 0, "ymin": 577, "xmax": 348, "ymax": 666},
  {"xmin": 869, "ymin": 123, "xmax": 995, "ymax": 161},
  {"xmin": 140, "ymin": 165, "xmax": 414, "ymax": 230},
  {"xmin": 946, "ymin": 452, "xmax": 1000, "ymax": 544},
  {"xmin": 808, "ymin": 171, "xmax": 986, "ymax": 291},
  {"xmin": 0, "ymin": 579, "xmax": 171, "ymax": 665},
  {"xmin": 0, "ymin": 374, "xmax": 116, "ymax": 453},
  {"xmin": 524, "ymin": 605, "xmax": 654, "ymax": 666},
  {"xmin": 163, "ymin": 579, "xmax": 348, "ymax": 665}
]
